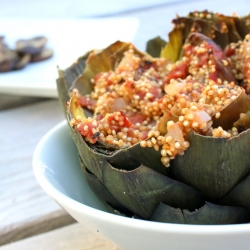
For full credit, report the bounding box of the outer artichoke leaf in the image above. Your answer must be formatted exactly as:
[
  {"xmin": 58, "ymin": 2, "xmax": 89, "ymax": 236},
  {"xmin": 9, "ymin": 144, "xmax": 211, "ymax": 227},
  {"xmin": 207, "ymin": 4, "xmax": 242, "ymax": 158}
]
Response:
[
  {"xmin": 79, "ymin": 157, "xmax": 133, "ymax": 216},
  {"xmin": 57, "ymin": 54, "xmax": 89, "ymax": 117},
  {"xmin": 171, "ymin": 16, "xmax": 194, "ymax": 43},
  {"xmin": 150, "ymin": 202, "xmax": 186, "ymax": 224},
  {"xmin": 146, "ymin": 36, "xmax": 167, "ymax": 57},
  {"xmin": 184, "ymin": 202, "xmax": 249, "ymax": 225},
  {"xmin": 219, "ymin": 175, "xmax": 250, "ymax": 209},
  {"xmin": 212, "ymin": 14, "xmax": 241, "ymax": 45},
  {"xmin": 188, "ymin": 11, "xmax": 242, "ymax": 47},
  {"xmin": 160, "ymin": 28, "xmax": 183, "ymax": 62},
  {"xmin": 101, "ymin": 162, "xmax": 205, "ymax": 219},
  {"xmin": 150, "ymin": 202, "xmax": 249, "ymax": 224},
  {"xmin": 212, "ymin": 89, "xmax": 250, "ymax": 130},
  {"xmin": 233, "ymin": 110, "xmax": 250, "ymax": 131},
  {"xmin": 170, "ymin": 129, "xmax": 250, "ymax": 201},
  {"xmin": 233, "ymin": 14, "xmax": 250, "ymax": 39}
]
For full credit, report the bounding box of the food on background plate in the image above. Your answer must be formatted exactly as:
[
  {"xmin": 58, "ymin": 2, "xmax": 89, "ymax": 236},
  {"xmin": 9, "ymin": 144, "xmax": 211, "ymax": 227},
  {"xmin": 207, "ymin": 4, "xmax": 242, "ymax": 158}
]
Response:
[
  {"xmin": 0, "ymin": 36, "xmax": 53, "ymax": 72},
  {"xmin": 57, "ymin": 10, "xmax": 250, "ymax": 225}
]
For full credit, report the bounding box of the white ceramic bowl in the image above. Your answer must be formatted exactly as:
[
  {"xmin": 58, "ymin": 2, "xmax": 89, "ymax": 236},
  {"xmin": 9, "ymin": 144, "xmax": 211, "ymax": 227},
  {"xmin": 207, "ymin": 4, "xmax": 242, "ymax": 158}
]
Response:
[{"xmin": 33, "ymin": 121, "xmax": 250, "ymax": 250}]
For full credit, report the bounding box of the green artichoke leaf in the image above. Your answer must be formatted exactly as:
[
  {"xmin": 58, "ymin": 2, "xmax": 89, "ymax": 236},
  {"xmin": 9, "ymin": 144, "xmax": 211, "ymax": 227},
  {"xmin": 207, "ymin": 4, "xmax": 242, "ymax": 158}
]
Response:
[
  {"xmin": 101, "ymin": 161, "xmax": 205, "ymax": 219},
  {"xmin": 170, "ymin": 129, "xmax": 250, "ymax": 201},
  {"xmin": 233, "ymin": 110, "xmax": 250, "ymax": 131},
  {"xmin": 188, "ymin": 11, "xmax": 242, "ymax": 47},
  {"xmin": 150, "ymin": 202, "xmax": 249, "ymax": 225},
  {"xmin": 212, "ymin": 14, "xmax": 241, "ymax": 45},
  {"xmin": 57, "ymin": 54, "xmax": 89, "ymax": 117},
  {"xmin": 79, "ymin": 157, "xmax": 133, "ymax": 216},
  {"xmin": 212, "ymin": 89, "xmax": 250, "ymax": 130},
  {"xmin": 219, "ymin": 175, "xmax": 250, "ymax": 209},
  {"xmin": 233, "ymin": 14, "xmax": 250, "ymax": 39},
  {"xmin": 146, "ymin": 36, "xmax": 167, "ymax": 58},
  {"xmin": 160, "ymin": 28, "xmax": 183, "ymax": 62},
  {"xmin": 150, "ymin": 202, "xmax": 186, "ymax": 224}
]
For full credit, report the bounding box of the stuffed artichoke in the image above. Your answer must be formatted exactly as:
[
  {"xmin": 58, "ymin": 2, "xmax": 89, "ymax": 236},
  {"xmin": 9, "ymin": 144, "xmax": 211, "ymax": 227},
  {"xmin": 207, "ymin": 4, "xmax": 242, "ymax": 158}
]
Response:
[{"xmin": 57, "ymin": 11, "xmax": 250, "ymax": 225}]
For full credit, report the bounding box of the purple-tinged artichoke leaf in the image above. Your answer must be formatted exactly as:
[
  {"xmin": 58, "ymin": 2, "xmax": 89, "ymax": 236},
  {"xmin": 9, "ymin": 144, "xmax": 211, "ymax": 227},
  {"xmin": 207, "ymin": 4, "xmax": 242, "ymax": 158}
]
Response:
[
  {"xmin": 101, "ymin": 162, "xmax": 205, "ymax": 219},
  {"xmin": 213, "ymin": 89, "xmax": 250, "ymax": 130},
  {"xmin": 146, "ymin": 36, "xmax": 167, "ymax": 57},
  {"xmin": 233, "ymin": 110, "xmax": 250, "ymax": 132},
  {"xmin": 187, "ymin": 32, "xmax": 221, "ymax": 49},
  {"xmin": 170, "ymin": 129, "xmax": 250, "ymax": 200},
  {"xmin": 151, "ymin": 202, "xmax": 249, "ymax": 224},
  {"xmin": 219, "ymin": 175, "xmax": 250, "ymax": 209}
]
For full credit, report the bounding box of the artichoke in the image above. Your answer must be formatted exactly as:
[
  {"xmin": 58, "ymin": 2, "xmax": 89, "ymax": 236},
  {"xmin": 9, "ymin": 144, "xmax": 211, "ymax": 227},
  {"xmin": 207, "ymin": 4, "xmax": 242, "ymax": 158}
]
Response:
[{"xmin": 57, "ymin": 11, "xmax": 250, "ymax": 225}]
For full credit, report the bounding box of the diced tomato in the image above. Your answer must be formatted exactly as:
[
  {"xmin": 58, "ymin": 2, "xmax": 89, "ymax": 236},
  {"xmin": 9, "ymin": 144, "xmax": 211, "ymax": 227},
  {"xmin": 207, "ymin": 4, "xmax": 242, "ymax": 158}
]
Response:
[
  {"xmin": 224, "ymin": 44, "xmax": 236, "ymax": 57},
  {"xmin": 77, "ymin": 121, "xmax": 98, "ymax": 144},
  {"xmin": 163, "ymin": 60, "xmax": 189, "ymax": 85},
  {"xmin": 106, "ymin": 111, "xmax": 132, "ymax": 132}
]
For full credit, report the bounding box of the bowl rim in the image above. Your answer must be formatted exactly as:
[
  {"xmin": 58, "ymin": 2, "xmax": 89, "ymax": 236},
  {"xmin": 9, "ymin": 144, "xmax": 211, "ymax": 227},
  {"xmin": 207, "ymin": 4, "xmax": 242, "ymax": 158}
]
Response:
[{"xmin": 33, "ymin": 120, "xmax": 250, "ymax": 235}]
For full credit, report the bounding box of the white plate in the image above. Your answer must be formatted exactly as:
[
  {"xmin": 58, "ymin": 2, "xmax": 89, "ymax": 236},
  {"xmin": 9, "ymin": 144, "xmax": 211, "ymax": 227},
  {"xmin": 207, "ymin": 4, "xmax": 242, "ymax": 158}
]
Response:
[{"xmin": 0, "ymin": 18, "xmax": 139, "ymax": 97}]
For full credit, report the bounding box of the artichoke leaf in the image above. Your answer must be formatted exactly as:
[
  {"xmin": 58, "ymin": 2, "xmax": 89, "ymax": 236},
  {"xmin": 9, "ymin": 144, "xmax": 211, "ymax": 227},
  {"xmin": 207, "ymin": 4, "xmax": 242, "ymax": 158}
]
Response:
[
  {"xmin": 233, "ymin": 110, "xmax": 250, "ymax": 131},
  {"xmin": 101, "ymin": 161, "xmax": 205, "ymax": 219},
  {"xmin": 170, "ymin": 129, "xmax": 250, "ymax": 201},
  {"xmin": 79, "ymin": 157, "xmax": 133, "ymax": 216},
  {"xmin": 188, "ymin": 11, "xmax": 242, "ymax": 47},
  {"xmin": 69, "ymin": 95, "xmax": 86, "ymax": 122},
  {"xmin": 212, "ymin": 89, "xmax": 250, "ymax": 130},
  {"xmin": 233, "ymin": 14, "xmax": 250, "ymax": 39},
  {"xmin": 151, "ymin": 202, "xmax": 249, "ymax": 225},
  {"xmin": 219, "ymin": 175, "xmax": 250, "ymax": 209},
  {"xmin": 212, "ymin": 14, "xmax": 241, "ymax": 46},
  {"xmin": 150, "ymin": 203, "xmax": 186, "ymax": 224},
  {"xmin": 57, "ymin": 54, "xmax": 89, "ymax": 117},
  {"xmin": 160, "ymin": 28, "xmax": 183, "ymax": 62},
  {"xmin": 146, "ymin": 36, "xmax": 167, "ymax": 58},
  {"xmin": 184, "ymin": 202, "xmax": 249, "ymax": 224}
]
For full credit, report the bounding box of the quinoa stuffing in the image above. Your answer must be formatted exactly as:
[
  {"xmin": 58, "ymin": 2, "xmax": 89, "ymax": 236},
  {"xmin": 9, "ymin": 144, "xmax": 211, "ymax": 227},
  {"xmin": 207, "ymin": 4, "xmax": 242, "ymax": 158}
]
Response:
[{"xmin": 69, "ymin": 32, "xmax": 250, "ymax": 167}]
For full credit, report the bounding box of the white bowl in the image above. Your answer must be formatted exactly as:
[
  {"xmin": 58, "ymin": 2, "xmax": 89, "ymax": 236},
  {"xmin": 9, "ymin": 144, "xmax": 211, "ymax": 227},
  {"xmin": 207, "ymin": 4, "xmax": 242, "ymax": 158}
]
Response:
[{"xmin": 33, "ymin": 121, "xmax": 250, "ymax": 250}]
